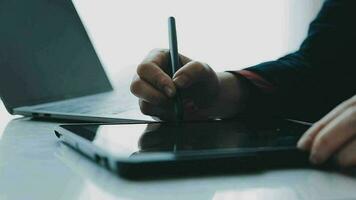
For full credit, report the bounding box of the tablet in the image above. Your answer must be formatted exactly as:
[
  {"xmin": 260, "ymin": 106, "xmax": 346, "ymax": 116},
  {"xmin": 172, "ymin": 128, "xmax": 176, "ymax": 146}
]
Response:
[{"xmin": 54, "ymin": 119, "xmax": 312, "ymax": 178}]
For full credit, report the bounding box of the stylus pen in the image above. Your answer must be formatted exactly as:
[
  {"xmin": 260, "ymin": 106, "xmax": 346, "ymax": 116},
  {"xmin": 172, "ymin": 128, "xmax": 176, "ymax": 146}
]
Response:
[{"xmin": 168, "ymin": 16, "xmax": 183, "ymax": 121}]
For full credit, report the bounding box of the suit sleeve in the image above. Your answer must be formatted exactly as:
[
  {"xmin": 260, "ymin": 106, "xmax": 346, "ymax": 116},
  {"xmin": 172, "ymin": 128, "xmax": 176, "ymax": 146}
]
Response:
[{"xmin": 240, "ymin": 0, "xmax": 356, "ymax": 122}]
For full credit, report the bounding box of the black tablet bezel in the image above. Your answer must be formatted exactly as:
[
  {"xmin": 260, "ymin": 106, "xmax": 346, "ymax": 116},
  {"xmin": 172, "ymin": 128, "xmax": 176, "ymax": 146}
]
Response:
[{"xmin": 55, "ymin": 120, "xmax": 316, "ymax": 178}]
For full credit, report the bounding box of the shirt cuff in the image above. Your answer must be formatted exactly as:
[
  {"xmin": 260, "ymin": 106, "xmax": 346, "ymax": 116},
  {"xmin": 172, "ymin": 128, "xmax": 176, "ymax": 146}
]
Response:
[{"xmin": 237, "ymin": 70, "xmax": 276, "ymax": 93}]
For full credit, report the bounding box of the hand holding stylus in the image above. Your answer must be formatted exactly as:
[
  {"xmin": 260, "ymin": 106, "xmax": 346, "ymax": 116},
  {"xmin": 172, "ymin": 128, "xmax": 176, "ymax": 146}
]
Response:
[
  {"xmin": 130, "ymin": 48, "xmax": 246, "ymax": 121},
  {"xmin": 130, "ymin": 17, "xmax": 249, "ymax": 121}
]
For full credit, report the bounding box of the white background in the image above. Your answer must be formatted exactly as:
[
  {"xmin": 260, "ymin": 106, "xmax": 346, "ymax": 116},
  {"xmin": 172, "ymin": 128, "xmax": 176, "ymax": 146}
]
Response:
[{"xmin": 71, "ymin": 0, "xmax": 324, "ymax": 83}]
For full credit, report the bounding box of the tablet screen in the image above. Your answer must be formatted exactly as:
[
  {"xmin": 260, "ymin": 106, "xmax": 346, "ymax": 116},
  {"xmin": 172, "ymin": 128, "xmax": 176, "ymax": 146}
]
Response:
[{"xmin": 61, "ymin": 119, "xmax": 310, "ymax": 158}]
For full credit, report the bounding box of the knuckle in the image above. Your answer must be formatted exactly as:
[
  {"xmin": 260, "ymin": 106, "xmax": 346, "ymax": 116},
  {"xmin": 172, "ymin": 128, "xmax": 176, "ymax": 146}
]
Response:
[
  {"xmin": 136, "ymin": 63, "xmax": 150, "ymax": 77},
  {"xmin": 314, "ymin": 120, "xmax": 324, "ymax": 126},
  {"xmin": 191, "ymin": 61, "xmax": 204, "ymax": 69},
  {"xmin": 149, "ymin": 48, "xmax": 169, "ymax": 61},
  {"xmin": 194, "ymin": 61, "xmax": 211, "ymax": 74},
  {"xmin": 150, "ymin": 73, "xmax": 167, "ymax": 89},
  {"xmin": 159, "ymin": 48, "xmax": 169, "ymax": 54},
  {"xmin": 314, "ymin": 120, "xmax": 327, "ymax": 130},
  {"xmin": 317, "ymin": 137, "xmax": 330, "ymax": 148},
  {"xmin": 150, "ymin": 48, "xmax": 167, "ymax": 54},
  {"xmin": 130, "ymin": 78, "xmax": 142, "ymax": 95},
  {"xmin": 302, "ymin": 133, "xmax": 313, "ymax": 143},
  {"xmin": 157, "ymin": 76, "xmax": 170, "ymax": 87}
]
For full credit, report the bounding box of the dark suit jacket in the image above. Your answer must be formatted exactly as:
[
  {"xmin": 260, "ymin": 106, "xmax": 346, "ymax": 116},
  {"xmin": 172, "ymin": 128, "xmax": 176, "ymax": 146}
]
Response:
[{"xmin": 244, "ymin": 0, "xmax": 356, "ymax": 122}]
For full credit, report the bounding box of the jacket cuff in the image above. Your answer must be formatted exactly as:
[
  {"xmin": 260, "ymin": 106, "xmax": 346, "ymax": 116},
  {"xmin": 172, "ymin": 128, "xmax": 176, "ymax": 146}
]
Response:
[{"xmin": 235, "ymin": 70, "xmax": 276, "ymax": 93}]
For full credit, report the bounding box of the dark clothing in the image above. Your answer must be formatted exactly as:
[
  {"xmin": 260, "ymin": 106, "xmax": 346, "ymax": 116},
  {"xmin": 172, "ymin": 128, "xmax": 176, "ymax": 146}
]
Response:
[{"xmin": 244, "ymin": 0, "xmax": 356, "ymax": 122}]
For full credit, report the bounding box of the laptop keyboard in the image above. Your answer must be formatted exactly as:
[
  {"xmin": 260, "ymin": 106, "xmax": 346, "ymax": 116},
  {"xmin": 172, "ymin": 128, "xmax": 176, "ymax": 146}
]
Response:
[{"xmin": 34, "ymin": 91, "xmax": 137, "ymax": 115}]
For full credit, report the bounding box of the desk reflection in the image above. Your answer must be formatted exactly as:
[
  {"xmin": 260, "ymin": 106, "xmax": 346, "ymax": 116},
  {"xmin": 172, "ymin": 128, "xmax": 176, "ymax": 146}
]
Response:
[{"xmin": 1, "ymin": 118, "xmax": 356, "ymax": 200}]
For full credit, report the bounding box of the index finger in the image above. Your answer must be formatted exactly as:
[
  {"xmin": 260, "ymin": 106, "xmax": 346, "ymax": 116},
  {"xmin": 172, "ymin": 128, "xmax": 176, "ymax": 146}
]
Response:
[
  {"xmin": 298, "ymin": 96, "xmax": 356, "ymax": 150},
  {"xmin": 309, "ymin": 107, "xmax": 356, "ymax": 164},
  {"xmin": 142, "ymin": 49, "xmax": 191, "ymax": 72},
  {"xmin": 142, "ymin": 49, "xmax": 170, "ymax": 72},
  {"xmin": 137, "ymin": 49, "xmax": 191, "ymax": 97},
  {"xmin": 137, "ymin": 49, "xmax": 175, "ymax": 97}
]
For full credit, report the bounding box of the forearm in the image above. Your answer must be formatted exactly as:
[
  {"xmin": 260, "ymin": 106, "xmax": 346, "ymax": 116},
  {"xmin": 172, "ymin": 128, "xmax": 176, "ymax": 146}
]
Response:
[{"xmin": 235, "ymin": 0, "xmax": 356, "ymax": 122}]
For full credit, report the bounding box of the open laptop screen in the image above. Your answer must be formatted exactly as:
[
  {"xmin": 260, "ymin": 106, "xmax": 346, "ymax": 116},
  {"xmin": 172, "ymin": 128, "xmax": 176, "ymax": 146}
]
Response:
[{"xmin": 0, "ymin": 0, "xmax": 112, "ymax": 112}]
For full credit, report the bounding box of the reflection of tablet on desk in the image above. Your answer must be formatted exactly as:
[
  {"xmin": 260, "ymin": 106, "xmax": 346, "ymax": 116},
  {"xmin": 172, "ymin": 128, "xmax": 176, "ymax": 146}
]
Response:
[{"xmin": 54, "ymin": 119, "xmax": 312, "ymax": 179}]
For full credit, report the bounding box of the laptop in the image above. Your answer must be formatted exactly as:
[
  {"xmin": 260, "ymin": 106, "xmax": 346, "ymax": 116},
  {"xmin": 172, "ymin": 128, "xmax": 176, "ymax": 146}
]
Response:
[{"xmin": 0, "ymin": 0, "xmax": 151, "ymax": 122}]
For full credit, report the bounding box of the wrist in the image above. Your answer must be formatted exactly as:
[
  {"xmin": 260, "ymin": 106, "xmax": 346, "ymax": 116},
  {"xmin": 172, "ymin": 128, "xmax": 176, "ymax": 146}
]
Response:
[{"xmin": 214, "ymin": 72, "xmax": 251, "ymax": 118}]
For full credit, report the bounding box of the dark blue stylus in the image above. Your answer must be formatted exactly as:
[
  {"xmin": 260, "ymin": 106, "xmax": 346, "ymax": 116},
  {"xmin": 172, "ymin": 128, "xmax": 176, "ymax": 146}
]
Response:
[{"xmin": 168, "ymin": 17, "xmax": 183, "ymax": 121}]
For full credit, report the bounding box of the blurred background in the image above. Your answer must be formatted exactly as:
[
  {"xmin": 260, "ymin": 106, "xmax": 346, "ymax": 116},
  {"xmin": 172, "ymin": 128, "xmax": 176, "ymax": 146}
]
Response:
[{"xmin": 72, "ymin": 0, "xmax": 324, "ymax": 84}]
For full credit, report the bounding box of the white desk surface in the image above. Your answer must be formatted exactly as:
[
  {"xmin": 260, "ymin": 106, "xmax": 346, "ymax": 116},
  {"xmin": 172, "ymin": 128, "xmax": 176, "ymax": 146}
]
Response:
[{"xmin": 1, "ymin": 103, "xmax": 356, "ymax": 200}]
